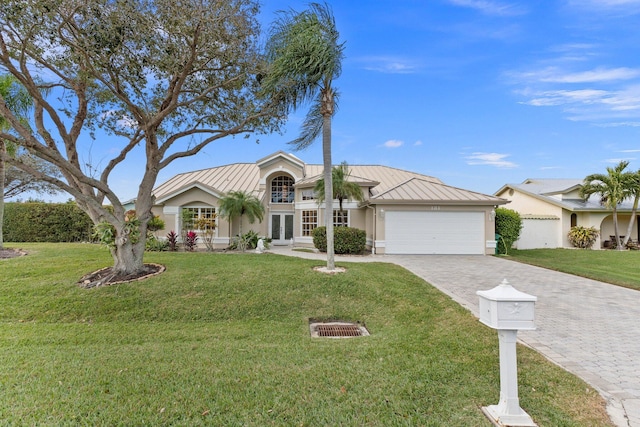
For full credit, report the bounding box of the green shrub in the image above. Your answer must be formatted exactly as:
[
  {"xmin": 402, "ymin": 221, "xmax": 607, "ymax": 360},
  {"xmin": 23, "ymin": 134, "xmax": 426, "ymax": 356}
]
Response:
[
  {"xmin": 146, "ymin": 234, "xmax": 169, "ymax": 252},
  {"xmin": 147, "ymin": 215, "xmax": 165, "ymax": 233},
  {"xmin": 568, "ymin": 226, "xmax": 599, "ymax": 249},
  {"xmin": 495, "ymin": 207, "xmax": 523, "ymax": 255},
  {"xmin": 312, "ymin": 226, "xmax": 366, "ymax": 254},
  {"xmin": 3, "ymin": 202, "xmax": 94, "ymax": 242},
  {"xmin": 229, "ymin": 230, "xmax": 271, "ymax": 251}
]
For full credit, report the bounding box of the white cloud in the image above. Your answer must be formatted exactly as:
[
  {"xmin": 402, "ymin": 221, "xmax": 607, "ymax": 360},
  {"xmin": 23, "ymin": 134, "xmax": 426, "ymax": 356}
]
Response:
[
  {"xmin": 572, "ymin": 0, "xmax": 640, "ymax": 6},
  {"xmin": 383, "ymin": 139, "xmax": 404, "ymax": 148},
  {"xmin": 465, "ymin": 152, "xmax": 518, "ymax": 168},
  {"xmin": 619, "ymin": 149, "xmax": 640, "ymax": 152},
  {"xmin": 414, "ymin": 140, "xmax": 423, "ymax": 146},
  {"xmin": 606, "ymin": 157, "xmax": 636, "ymax": 163},
  {"xmin": 447, "ymin": 0, "xmax": 527, "ymax": 16},
  {"xmin": 511, "ymin": 66, "xmax": 640, "ymax": 84},
  {"xmin": 596, "ymin": 122, "xmax": 640, "ymax": 127},
  {"xmin": 542, "ymin": 67, "xmax": 640, "ymax": 83},
  {"xmin": 357, "ymin": 56, "xmax": 420, "ymax": 74}
]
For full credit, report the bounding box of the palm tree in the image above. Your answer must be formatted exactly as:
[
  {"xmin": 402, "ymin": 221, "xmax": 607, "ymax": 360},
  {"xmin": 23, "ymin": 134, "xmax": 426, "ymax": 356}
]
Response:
[
  {"xmin": 622, "ymin": 169, "xmax": 640, "ymax": 247},
  {"xmin": 218, "ymin": 190, "xmax": 265, "ymax": 243},
  {"xmin": 262, "ymin": 3, "xmax": 345, "ymax": 270},
  {"xmin": 580, "ymin": 161, "xmax": 633, "ymax": 250},
  {"xmin": 314, "ymin": 161, "xmax": 364, "ymax": 224},
  {"xmin": 0, "ymin": 75, "xmax": 32, "ymax": 249}
]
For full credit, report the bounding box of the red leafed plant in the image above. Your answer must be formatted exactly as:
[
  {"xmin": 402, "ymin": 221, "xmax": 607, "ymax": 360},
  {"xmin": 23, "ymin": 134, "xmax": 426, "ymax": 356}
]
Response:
[{"xmin": 184, "ymin": 231, "xmax": 198, "ymax": 252}]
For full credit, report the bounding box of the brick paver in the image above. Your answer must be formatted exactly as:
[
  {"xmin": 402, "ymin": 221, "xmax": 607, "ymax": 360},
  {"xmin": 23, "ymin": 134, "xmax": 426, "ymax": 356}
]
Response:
[{"xmin": 270, "ymin": 247, "xmax": 639, "ymax": 427}]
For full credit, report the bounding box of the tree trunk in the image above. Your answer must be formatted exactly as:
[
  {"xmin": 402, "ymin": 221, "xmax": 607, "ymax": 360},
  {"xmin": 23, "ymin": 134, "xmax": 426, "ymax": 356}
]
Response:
[
  {"xmin": 0, "ymin": 141, "xmax": 6, "ymax": 250},
  {"xmin": 613, "ymin": 209, "xmax": 623, "ymax": 250},
  {"xmin": 111, "ymin": 237, "xmax": 146, "ymax": 276},
  {"xmin": 322, "ymin": 92, "xmax": 335, "ymax": 270},
  {"xmin": 622, "ymin": 195, "xmax": 639, "ymax": 247}
]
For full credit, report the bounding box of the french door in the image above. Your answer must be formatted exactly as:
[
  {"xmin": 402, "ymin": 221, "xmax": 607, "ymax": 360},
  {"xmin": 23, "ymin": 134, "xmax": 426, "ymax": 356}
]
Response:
[{"xmin": 271, "ymin": 213, "xmax": 294, "ymax": 245}]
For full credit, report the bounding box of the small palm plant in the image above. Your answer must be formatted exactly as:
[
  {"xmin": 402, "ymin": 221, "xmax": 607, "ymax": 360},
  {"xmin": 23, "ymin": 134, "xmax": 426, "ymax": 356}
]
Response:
[
  {"xmin": 218, "ymin": 190, "xmax": 264, "ymax": 251},
  {"xmin": 314, "ymin": 161, "xmax": 364, "ymax": 222}
]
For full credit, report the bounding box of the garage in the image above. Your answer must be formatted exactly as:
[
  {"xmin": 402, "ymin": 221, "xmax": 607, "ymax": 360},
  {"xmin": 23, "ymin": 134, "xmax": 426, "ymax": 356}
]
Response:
[{"xmin": 385, "ymin": 211, "xmax": 485, "ymax": 254}]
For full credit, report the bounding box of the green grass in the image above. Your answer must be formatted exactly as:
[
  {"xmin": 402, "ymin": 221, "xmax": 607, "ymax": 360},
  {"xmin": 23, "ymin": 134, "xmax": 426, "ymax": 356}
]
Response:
[
  {"xmin": 506, "ymin": 248, "xmax": 640, "ymax": 291},
  {"xmin": 0, "ymin": 243, "xmax": 612, "ymax": 426}
]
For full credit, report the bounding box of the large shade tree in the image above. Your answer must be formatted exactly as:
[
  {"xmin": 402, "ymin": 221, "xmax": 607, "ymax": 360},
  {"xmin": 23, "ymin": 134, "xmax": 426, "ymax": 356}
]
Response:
[
  {"xmin": 0, "ymin": 0, "xmax": 284, "ymax": 284},
  {"xmin": 580, "ymin": 161, "xmax": 634, "ymax": 250},
  {"xmin": 262, "ymin": 2, "xmax": 345, "ymax": 270},
  {"xmin": 0, "ymin": 74, "xmax": 32, "ymax": 249},
  {"xmin": 314, "ymin": 161, "xmax": 364, "ymax": 219},
  {"xmin": 4, "ymin": 151, "xmax": 61, "ymax": 199}
]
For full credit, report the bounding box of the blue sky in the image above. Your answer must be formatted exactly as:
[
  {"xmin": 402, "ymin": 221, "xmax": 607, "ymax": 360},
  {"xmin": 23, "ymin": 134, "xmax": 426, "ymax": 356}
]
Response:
[{"xmin": 21, "ymin": 0, "xmax": 640, "ymax": 202}]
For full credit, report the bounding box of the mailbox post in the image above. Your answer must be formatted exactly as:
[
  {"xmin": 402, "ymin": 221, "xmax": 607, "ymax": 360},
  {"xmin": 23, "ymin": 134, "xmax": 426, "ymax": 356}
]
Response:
[{"xmin": 477, "ymin": 279, "xmax": 537, "ymax": 427}]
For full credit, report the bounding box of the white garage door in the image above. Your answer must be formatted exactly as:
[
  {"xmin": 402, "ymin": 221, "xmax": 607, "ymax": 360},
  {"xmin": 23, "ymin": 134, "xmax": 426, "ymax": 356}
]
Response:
[{"xmin": 385, "ymin": 211, "xmax": 485, "ymax": 254}]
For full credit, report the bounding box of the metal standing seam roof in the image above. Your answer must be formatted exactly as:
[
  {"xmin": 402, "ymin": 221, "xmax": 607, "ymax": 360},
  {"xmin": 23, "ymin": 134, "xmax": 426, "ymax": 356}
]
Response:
[
  {"xmin": 372, "ymin": 177, "xmax": 506, "ymax": 204},
  {"xmin": 152, "ymin": 156, "xmax": 503, "ymax": 205}
]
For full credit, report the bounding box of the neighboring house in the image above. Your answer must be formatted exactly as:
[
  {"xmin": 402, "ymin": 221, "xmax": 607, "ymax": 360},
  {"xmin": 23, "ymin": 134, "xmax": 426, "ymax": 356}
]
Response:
[
  {"xmin": 495, "ymin": 178, "xmax": 640, "ymax": 249},
  {"xmin": 151, "ymin": 151, "xmax": 507, "ymax": 254}
]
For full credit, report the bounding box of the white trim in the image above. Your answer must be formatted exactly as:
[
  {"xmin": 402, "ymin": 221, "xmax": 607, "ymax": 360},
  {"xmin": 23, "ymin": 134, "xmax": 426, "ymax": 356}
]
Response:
[
  {"xmin": 296, "ymin": 236, "xmax": 314, "ymax": 244},
  {"xmin": 295, "ymin": 200, "xmax": 318, "ymax": 211},
  {"xmin": 259, "ymin": 168, "xmax": 301, "ymax": 186}
]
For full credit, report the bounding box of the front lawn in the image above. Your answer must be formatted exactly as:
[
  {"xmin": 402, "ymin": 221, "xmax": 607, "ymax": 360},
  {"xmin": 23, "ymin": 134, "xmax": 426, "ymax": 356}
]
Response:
[
  {"xmin": 506, "ymin": 248, "xmax": 640, "ymax": 291},
  {"xmin": 0, "ymin": 243, "xmax": 612, "ymax": 426}
]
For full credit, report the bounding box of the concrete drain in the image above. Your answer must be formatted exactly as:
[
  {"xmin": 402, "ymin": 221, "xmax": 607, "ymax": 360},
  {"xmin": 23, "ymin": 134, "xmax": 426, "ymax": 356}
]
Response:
[{"xmin": 309, "ymin": 321, "xmax": 369, "ymax": 338}]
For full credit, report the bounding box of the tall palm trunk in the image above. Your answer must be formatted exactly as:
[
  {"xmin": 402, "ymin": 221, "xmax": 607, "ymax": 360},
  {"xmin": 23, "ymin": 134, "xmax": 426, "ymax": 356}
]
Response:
[
  {"xmin": 613, "ymin": 209, "xmax": 623, "ymax": 250},
  {"xmin": 0, "ymin": 140, "xmax": 5, "ymax": 250},
  {"xmin": 322, "ymin": 89, "xmax": 335, "ymax": 270},
  {"xmin": 623, "ymin": 195, "xmax": 639, "ymax": 247}
]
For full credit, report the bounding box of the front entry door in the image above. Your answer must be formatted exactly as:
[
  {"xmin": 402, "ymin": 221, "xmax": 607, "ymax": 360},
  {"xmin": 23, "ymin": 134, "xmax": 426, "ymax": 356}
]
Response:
[{"xmin": 271, "ymin": 213, "xmax": 294, "ymax": 245}]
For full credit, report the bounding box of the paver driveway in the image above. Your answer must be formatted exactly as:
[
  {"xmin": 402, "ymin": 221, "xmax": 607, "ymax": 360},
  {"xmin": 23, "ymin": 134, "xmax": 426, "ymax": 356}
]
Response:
[
  {"xmin": 270, "ymin": 247, "xmax": 640, "ymax": 427},
  {"xmin": 389, "ymin": 255, "xmax": 640, "ymax": 427}
]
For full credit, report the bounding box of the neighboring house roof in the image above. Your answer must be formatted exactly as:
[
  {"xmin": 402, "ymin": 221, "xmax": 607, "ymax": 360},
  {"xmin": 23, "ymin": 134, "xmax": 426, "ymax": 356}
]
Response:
[
  {"xmin": 152, "ymin": 153, "xmax": 505, "ymax": 206},
  {"xmin": 496, "ymin": 178, "xmax": 638, "ymax": 211}
]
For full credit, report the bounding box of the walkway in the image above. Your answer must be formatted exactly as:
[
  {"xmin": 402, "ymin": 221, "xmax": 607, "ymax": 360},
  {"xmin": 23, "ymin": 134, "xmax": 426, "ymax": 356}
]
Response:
[{"xmin": 268, "ymin": 247, "xmax": 640, "ymax": 427}]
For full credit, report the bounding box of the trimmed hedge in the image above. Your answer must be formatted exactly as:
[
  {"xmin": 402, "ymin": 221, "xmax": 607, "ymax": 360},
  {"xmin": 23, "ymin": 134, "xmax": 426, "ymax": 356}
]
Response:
[
  {"xmin": 495, "ymin": 207, "xmax": 523, "ymax": 255},
  {"xmin": 3, "ymin": 202, "xmax": 94, "ymax": 242},
  {"xmin": 312, "ymin": 226, "xmax": 367, "ymax": 254}
]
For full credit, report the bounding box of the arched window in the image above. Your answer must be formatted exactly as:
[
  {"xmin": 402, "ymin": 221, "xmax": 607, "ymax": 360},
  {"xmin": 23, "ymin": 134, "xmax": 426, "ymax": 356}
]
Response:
[
  {"xmin": 570, "ymin": 213, "xmax": 577, "ymax": 228},
  {"xmin": 271, "ymin": 175, "xmax": 295, "ymax": 203}
]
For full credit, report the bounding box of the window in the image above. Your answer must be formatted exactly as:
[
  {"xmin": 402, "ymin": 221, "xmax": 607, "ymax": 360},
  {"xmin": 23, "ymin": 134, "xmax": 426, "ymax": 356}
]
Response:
[
  {"xmin": 302, "ymin": 189, "xmax": 315, "ymax": 200},
  {"xmin": 333, "ymin": 210, "xmax": 348, "ymax": 227},
  {"xmin": 570, "ymin": 213, "xmax": 577, "ymax": 228},
  {"xmin": 302, "ymin": 210, "xmax": 318, "ymax": 236},
  {"xmin": 271, "ymin": 175, "xmax": 295, "ymax": 203},
  {"xmin": 182, "ymin": 207, "xmax": 216, "ymax": 230}
]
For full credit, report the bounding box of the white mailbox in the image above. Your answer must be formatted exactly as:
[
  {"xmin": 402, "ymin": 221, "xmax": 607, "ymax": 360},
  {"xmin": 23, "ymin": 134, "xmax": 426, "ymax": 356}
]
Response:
[{"xmin": 477, "ymin": 279, "xmax": 537, "ymax": 330}]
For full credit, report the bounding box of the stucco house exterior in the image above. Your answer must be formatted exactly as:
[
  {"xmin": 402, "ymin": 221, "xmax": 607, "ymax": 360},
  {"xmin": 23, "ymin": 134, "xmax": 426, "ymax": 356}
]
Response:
[
  {"xmin": 150, "ymin": 151, "xmax": 507, "ymax": 254},
  {"xmin": 495, "ymin": 178, "xmax": 640, "ymax": 249}
]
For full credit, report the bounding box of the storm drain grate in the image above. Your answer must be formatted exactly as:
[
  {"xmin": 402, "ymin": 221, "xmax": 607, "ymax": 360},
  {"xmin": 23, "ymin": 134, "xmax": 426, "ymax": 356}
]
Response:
[{"xmin": 309, "ymin": 322, "xmax": 369, "ymax": 338}]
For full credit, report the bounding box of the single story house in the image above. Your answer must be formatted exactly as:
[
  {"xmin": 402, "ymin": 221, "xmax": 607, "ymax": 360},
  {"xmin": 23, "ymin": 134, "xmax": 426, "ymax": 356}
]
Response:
[
  {"xmin": 495, "ymin": 178, "xmax": 640, "ymax": 249},
  {"xmin": 150, "ymin": 151, "xmax": 508, "ymax": 254}
]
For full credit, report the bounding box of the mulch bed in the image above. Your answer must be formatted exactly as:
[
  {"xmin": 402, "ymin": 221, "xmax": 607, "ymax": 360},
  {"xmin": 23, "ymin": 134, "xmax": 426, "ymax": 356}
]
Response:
[
  {"xmin": 0, "ymin": 248, "xmax": 27, "ymax": 259},
  {"xmin": 78, "ymin": 263, "xmax": 166, "ymax": 289}
]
